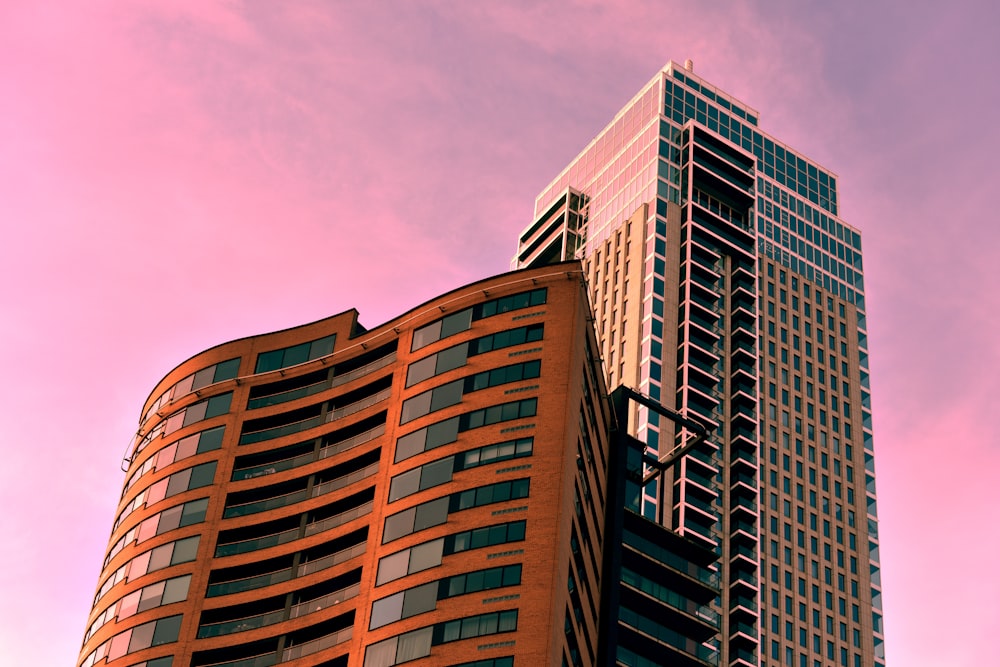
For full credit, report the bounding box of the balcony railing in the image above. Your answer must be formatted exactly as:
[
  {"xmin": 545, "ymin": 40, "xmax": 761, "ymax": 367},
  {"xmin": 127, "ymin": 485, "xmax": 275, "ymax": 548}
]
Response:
[
  {"xmin": 321, "ymin": 423, "xmax": 385, "ymax": 459},
  {"xmin": 198, "ymin": 609, "xmax": 286, "ymax": 638},
  {"xmin": 231, "ymin": 422, "xmax": 384, "ymax": 481},
  {"xmin": 312, "ymin": 463, "xmax": 379, "ymax": 498},
  {"xmin": 331, "ymin": 352, "xmax": 396, "ymax": 387},
  {"xmin": 206, "ymin": 567, "xmax": 293, "ymax": 597},
  {"xmin": 224, "ymin": 489, "xmax": 310, "ymax": 519},
  {"xmin": 197, "ymin": 582, "xmax": 361, "ymax": 638},
  {"xmin": 281, "ymin": 626, "xmax": 353, "ymax": 661},
  {"xmin": 216, "ymin": 501, "xmax": 371, "ymax": 557},
  {"xmin": 239, "ymin": 415, "xmax": 324, "ymax": 445},
  {"xmin": 298, "ymin": 542, "xmax": 366, "ymax": 577},
  {"xmin": 224, "ymin": 463, "xmax": 378, "ymax": 519},
  {"xmin": 289, "ymin": 582, "xmax": 361, "ymax": 618},
  {"xmin": 248, "ymin": 380, "xmax": 328, "ymax": 410},
  {"xmin": 303, "ymin": 501, "xmax": 374, "ymax": 537},
  {"xmin": 197, "ymin": 653, "xmax": 276, "ymax": 667},
  {"xmin": 326, "ymin": 388, "xmax": 391, "ymax": 423}
]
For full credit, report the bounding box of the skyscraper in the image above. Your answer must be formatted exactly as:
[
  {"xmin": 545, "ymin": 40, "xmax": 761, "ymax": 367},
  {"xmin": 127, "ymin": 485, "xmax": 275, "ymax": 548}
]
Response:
[
  {"xmin": 515, "ymin": 60, "xmax": 885, "ymax": 667},
  {"xmin": 79, "ymin": 264, "xmax": 616, "ymax": 667}
]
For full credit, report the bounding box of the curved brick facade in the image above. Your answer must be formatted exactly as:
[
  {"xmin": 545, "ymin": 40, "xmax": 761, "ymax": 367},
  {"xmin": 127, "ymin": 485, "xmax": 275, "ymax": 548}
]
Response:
[{"xmin": 80, "ymin": 263, "xmax": 610, "ymax": 667}]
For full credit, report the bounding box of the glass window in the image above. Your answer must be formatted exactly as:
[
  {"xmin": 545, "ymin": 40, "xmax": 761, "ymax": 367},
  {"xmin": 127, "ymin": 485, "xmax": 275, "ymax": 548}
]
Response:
[
  {"xmin": 127, "ymin": 621, "xmax": 157, "ymax": 654},
  {"xmin": 440, "ymin": 310, "xmax": 473, "ymax": 339},
  {"xmin": 383, "ymin": 497, "xmax": 448, "ymax": 543},
  {"xmin": 405, "ymin": 356, "xmax": 438, "ymax": 388},
  {"xmin": 136, "ymin": 582, "xmax": 166, "ymax": 613},
  {"xmin": 160, "ymin": 575, "xmax": 191, "ymax": 605},
  {"xmin": 411, "ymin": 322, "xmax": 443, "ymax": 352},
  {"xmin": 436, "ymin": 344, "xmax": 469, "ymax": 375},
  {"xmin": 413, "ymin": 497, "xmax": 449, "ymax": 532},
  {"xmin": 395, "ymin": 627, "xmax": 433, "ymax": 662},
  {"xmin": 376, "ymin": 551, "xmax": 409, "ymax": 586},
  {"xmin": 179, "ymin": 498, "xmax": 208, "ymax": 527},
  {"xmin": 394, "ymin": 418, "xmax": 460, "ymax": 463},
  {"xmin": 187, "ymin": 461, "xmax": 217, "ymax": 489},
  {"xmin": 421, "ymin": 458, "xmax": 454, "ymax": 490},
  {"xmin": 400, "ymin": 379, "xmax": 463, "ymax": 425},
  {"xmin": 363, "ymin": 637, "xmax": 397, "ymax": 667},
  {"xmin": 399, "ymin": 392, "xmax": 432, "ymax": 425},
  {"xmin": 171, "ymin": 535, "xmax": 200, "ymax": 564},
  {"xmin": 370, "ymin": 592, "xmax": 405, "ymax": 630},
  {"xmin": 429, "ymin": 380, "xmax": 464, "ymax": 412},
  {"xmin": 412, "ymin": 310, "xmax": 472, "ymax": 352},
  {"xmin": 401, "ymin": 582, "xmax": 438, "ymax": 618},
  {"xmin": 408, "ymin": 539, "xmax": 444, "ymax": 573},
  {"xmin": 143, "ymin": 614, "xmax": 181, "ymax": 650},
  {"xmin": 388, "ymin": 468, "xmax": 422, "ymax": 503},
  {"xmin": 255, "ymin": 335, "xmax": 335, "ymax": 373},
  {"xmin": 382, "ymin": 508, "xmax": 416, "ymax": 544}
]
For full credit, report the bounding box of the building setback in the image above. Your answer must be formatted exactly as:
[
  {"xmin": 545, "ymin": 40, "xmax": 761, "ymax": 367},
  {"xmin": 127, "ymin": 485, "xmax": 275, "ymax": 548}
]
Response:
[
  {"xmin": 79, "ymin": 263, "xmax": 618, "ymax": 667},
  {"xmin": 515, "ymin": 60, "xmax": 885, "ymax": 667}
]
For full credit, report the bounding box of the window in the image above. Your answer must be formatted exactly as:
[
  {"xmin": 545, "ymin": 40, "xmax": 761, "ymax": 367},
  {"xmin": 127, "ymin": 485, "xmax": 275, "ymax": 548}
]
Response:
[
  {"xmin": 383, "ymin": 497, "xmax": 450, "ymax": 543},
  {"xmin": 370, "ymin": 564, "xmax": 521, "ymax": 629},
  {"xmin": 82, "ymin": 615, "xmax": 182, "ymax": 667},
  {"xmin": 394, "ymin": 399, "xmax": 537, "ymax": 463},
  {"xmin": 256, "ymin": 335, "xmax": 335, "ymax": 373},
  {"xmin": 436, "ymin": 609, "xmax": 518, "ymax": 644},
  {"xmin": 363, "ymin": 611, "xmax": 518, "ymax": 666},
  {"xmin": 375, "ymin": 521, "xmax": 526, "ymax": 586},
  {"xmin": 400, "ymin": 380, "xmax": 464, "ymax": 424},
  {"xmin": 161, "ymin": 393, "xmax": 232, "ymax": 438},
  {"xmin": 388, "ymin": 438, "xmax": 533, "ymax": 502},
  {"xmin": 395, "ymin": 418, "xmax": 460, "ymax": 462},
  {"xmin": 141, "ymin": 359, "xmax": 240, "ymax": 425},
  {"xmin": 125, "ymin": 426, "xmax": 224, "ymax": 495},
  {"xmin": 84, "ymin": 575, "xmax": 191, "ymax": 643},
  {"xmin": 400, "ymin": 362, "xmax": 540, "ymax": 424},
  {"xmin": 383, "ymin": 480, "xmax": 529, "ymax": 543},
  {"xmin": 388, "ymin": 458, "xmax": 455, "ymax": 503},
  {"xmin": 411, "ymin": 289, "xmax": 548, "ymax": 352},
  {"xmin": 116, "ymin": 462, "xmax": 217, "ymax": 531},
  {"xmin": 105, "ymin": 499, "xmax": 209, "ymax": 566},
  {"xmin": 94, "ymin": 536, "xmax": 199, "ymax": 606},
  {"xmin": 406, "ymin": 344, "xmax": 470, "ymax": 388}
]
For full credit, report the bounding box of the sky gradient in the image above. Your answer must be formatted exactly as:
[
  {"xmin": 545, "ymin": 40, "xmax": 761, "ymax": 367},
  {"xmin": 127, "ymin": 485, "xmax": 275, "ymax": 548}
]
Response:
[{"xmin": 2, "ymin": 2, "xmax": 998, "ymax": 665}]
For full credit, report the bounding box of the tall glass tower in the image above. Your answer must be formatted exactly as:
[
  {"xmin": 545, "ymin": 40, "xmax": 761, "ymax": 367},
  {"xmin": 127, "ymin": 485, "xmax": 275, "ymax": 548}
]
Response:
[{"xmin": 515, "ymin": 60, "xmax": 885, "ymax": 667}]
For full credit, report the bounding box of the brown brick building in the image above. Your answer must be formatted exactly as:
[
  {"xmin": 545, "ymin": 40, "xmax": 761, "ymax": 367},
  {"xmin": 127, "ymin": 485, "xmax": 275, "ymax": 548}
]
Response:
[{"xmin": 79, "ymin": 262, "xmax": 611, "ymax": 667}]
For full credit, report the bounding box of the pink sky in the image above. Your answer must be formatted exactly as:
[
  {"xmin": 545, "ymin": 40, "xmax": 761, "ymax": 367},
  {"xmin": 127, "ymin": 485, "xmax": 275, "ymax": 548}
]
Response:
[{"xmin": 2, "ymin": 2, "xmax": 997, "ymax": 665}]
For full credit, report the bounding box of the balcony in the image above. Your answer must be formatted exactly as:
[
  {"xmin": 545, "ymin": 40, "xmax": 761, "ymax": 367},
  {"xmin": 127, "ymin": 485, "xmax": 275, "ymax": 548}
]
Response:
[
  {"xmin": 618, "ymin": 605, "xmax": 720, "ymax": 666},
  {"xmin": 731, "ymin": 471, "xmax": 757, "ymax": 496},
  {"xmin": 231, "ymin": 422, "xmax": 384, "ymax": 481},
  {"xmin": 326, "ymin": 388, "xmax": 391, "ymax": 423},
  {"xmin": 223, "ymin": 462, "xmax": 378, "ymax": 519},
  {"xmin": 330, "ymin": 351, "xmax": 396, "ymax": 388},
  {"xmin": 729, "ymin": 645, "xmax": 760, "ymax": 666},
  {"xmin": 215, "ymin": 495, "xmax": 372, "ymax": 557},
  {"xmin": 303, "ymin": 501, "xmax": 374, "ymax": 537},
  {"xmin": 729, "ymin": 620, "xmax": 758, "ymax": 645},
  {"xmin": 298, "ymin": 542, "xmax": 366, "ymax": 577},
  {"xmin": 731, "ymin": 519, "xmax": 757, "ymax": 541},
  {"xmin": 197, "ymin": 653, "xmax": 277, "ymax": 667},
  {"xmin": 197, "ymin": 583, "xmax": 361, "ymax": 639},
  {"xmin": 247, "ymin": 368, "xmax": 329, "ymax": 410},
  {"xmin": 239, "ymin": 413, "xmax": 324, "ymax": 445},
  {"xmin": 206, "ymin": 567, "xmax": 293, "ymax": 598},
  {"xmin": 281, "ymin": 625, "xmax": 353, "ymax": 661}
]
